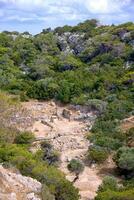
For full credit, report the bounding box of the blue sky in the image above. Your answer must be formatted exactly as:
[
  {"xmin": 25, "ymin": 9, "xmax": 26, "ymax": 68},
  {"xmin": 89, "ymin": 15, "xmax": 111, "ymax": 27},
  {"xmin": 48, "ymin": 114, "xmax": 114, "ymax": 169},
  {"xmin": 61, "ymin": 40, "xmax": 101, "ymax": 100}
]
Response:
[{"xmin": 0, "ymin": 0, "xmax": 134, "ymax": 34}]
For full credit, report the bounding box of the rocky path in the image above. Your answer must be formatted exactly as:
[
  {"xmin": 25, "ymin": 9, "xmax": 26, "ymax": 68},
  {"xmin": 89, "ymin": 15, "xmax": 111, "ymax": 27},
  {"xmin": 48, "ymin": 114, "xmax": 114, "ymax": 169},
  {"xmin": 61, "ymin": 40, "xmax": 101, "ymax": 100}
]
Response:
[{"xmin": 22, "ymin": 101, "xmax": 102, "ymax": 200}]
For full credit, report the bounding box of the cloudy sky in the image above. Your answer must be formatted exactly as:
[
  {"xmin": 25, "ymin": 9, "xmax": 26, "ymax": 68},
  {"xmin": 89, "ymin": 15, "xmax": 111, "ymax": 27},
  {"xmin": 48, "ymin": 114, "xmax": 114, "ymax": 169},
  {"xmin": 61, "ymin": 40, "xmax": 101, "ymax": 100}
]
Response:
[{"xmin": 0, "ymin": 0, "xmax": 134, "ymax": 34}]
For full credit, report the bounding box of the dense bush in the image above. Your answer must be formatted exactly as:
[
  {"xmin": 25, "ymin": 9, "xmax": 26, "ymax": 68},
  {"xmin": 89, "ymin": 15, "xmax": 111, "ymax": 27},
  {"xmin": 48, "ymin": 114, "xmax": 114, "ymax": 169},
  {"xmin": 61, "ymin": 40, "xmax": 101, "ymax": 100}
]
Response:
[
  {"xmin": 87, "ymin": 146, "xmax": 108, "ymax": 164},
  {"xmin": 0, "ymin": 21, "xmax": 134, "ymax": 199},
  {"xmin": 41, "ymin": 141, "xmax": 60, "ymax": 166},
  {"xmin": 0, "ymin": 22, "xmax": 133, "ymax": 110},
  {"xmin": 41, "ymin": 184, "xmax": 55, "ymax": 200},
  {"xmin": 67, "ymin": 159, "xmax": 84, "ymax": 175},
  {"xmin": 114, "ymin": 147, "xmax": 134, "ymax": 176},
  {"xmin": 95, "ymin": 189, "xmax": 134, "ymax": 200},
  {"xmin": 98, "ymin": 176, "xmax": 118, "ymax": 192},
  {"xmin": 15, "ymin": 131, "xmax": 35, "ymax": 144},
  {"xmin": 96, "ymin": 176, "xmax": 134, "ymax": 200}
]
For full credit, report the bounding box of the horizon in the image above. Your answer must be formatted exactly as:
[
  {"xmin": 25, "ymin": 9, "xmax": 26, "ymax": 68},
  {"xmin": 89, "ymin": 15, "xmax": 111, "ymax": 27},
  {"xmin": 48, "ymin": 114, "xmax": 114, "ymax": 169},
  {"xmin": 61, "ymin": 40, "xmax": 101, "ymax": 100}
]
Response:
[{"xmin": 0, "ymin": 0, "xmax": 134, "ymax": 34}]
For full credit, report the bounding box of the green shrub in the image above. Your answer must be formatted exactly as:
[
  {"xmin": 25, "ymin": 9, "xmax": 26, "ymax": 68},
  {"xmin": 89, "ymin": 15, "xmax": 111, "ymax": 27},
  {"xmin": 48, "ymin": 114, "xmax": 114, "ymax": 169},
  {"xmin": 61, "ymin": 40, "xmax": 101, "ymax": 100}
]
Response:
[
  {"xmin": 87, "ymin": 146, "xmax": 108, "ymax": 164},
  {"xmin": 126, "ymin": 127, "xmax": 134, "ymax": 145},
  {"xmin": 0, "ymin": 144, "xmax": 79, "ymax": 200},
  {"xmin": 55, "ymin": 179, "xmax": 79, "ymax": 200},
  {"xmin": 41, "ymin": 184, "xmax": 55, "ymax": 200},
  {"xmin": 90, "ymin": 135, "xmax": 123, "ymax": 151},
  {"xmin": 67, "ymin": 159, "xmax": 84, "ymax": 175},
  {"xmin": 15, "ymin": 131, "xmax": 35, "ymax": 144},
  {"xmin": 86, "ymin": 99, "xmax": 107, "ymax": 114},
  {"xmin": 98, "ymin": 176, "xmax": 118, "ymax": 192},
  {"xmin": 95, "ymin": 189, "xmax": 134, "ymax": 200},
  {"xmin": 41, "ymin": 141, "xmax": 60, "ymax": 166},
  {"xmin": 114, "ymin": 147, "xmax": 134, "ymax": 172},
  {"xmin": 0, "ymin": 127, "xmax": 18, "ymax": 144},
  {"xmin": 32, "ymin": 165, "xmax": 79, "ymax": 200}
]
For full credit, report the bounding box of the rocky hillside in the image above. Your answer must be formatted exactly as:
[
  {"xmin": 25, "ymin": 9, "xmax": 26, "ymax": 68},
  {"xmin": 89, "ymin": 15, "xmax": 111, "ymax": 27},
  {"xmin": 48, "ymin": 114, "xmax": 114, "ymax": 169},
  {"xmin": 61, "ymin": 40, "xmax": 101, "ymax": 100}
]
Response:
[
  {"xmin": 0, "ymin": 20, "xmax": 134, "ymax": 200},
  {"xmin": 0, "ymin": 165, "xmax": 42, "ymax": 200}
]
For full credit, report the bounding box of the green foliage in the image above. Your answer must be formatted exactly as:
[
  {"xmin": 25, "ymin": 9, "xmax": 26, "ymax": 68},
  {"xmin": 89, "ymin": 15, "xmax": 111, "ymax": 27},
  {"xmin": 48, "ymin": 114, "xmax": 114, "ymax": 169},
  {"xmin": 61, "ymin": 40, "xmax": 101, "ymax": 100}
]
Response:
[
  {"xmin": 98, "ymin": 176, "xmax": 118, "ymax": 192},
  {"xmin": 67, "ymin": 159, "xmax": 84, "ymax": 175},
  {"xmin": 87, "ymin": 146, "xmax": 108, "ymax": 164},
  {"xmin": 41, "ymin": 141, "xmax": 60, "ymax": 166},
  {"xmin": 41, "ymin": 184, "xmax": 55, "ymax": 200},
  {"xmin": 95, "ymin": 189, "xmax": 134, "ymax": 200},
  {"xmin": 114, "ymin": 147, "xmax": 134, "ymax": 172},
  {"xmin": 126, "ymin": 127, "xmax": 134, "ymax": 145},
  {"xmin": 27, "ymin": 78, "xmax": 59, "ymax": 100},
  {"xmin": 96, "ymin": 174, "xmax": 134, "ymax": 200},
  {"xmin": 86, "ymin": 99, "xmax": 107, "ymax": 114},
  {"xmin": 0, "ymin": 127, "xmax": 18, "ymax": 144},
  {"xmin": 15, "ymin": 131, "xmax": 35, "ymax": 144},
  {"xmin": 0, "ymin": 22, "xmax": 133, "ymax": 112},
  {"xmin": 34, "ymin": 33, "xmax": 59, "ymax": 55},
  {"xmin": 72, "ymin": 19, "xmax": 98, "ymax": 33},
  {"xmin": 54, "ymin": 179, "xmax": 79, "ymax": 200},
  {"xmin": 0, "ymin": 21, "xmax": 134, "ymax": 199},
  {"xmin": 0, "ymin": 143, "xmax": 79, "ymax": 200}
]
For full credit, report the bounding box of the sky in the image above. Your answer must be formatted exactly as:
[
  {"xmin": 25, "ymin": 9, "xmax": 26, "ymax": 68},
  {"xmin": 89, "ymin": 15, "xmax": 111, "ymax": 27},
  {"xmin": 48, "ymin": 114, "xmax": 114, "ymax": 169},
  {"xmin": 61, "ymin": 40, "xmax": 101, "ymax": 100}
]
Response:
[{"xmin": 0, "ymin": 0, "xmax": 134, "ymax": 34}]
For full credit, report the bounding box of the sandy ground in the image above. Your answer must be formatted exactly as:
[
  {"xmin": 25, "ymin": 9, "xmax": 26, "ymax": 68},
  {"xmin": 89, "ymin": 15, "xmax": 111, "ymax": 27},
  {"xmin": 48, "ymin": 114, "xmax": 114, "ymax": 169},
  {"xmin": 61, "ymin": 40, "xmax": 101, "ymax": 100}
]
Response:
[{"xmin": 120, "ymin": 116, "xmax": 134, "ymax": 132}]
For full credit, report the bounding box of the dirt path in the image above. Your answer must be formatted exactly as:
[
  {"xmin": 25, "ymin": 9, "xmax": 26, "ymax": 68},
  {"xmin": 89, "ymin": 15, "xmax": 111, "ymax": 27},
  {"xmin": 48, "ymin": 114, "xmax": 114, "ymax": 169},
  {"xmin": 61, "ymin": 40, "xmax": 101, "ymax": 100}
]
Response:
[{"xmin": 22, "ymin": 101, "xmax": 102, "ymax": 200}]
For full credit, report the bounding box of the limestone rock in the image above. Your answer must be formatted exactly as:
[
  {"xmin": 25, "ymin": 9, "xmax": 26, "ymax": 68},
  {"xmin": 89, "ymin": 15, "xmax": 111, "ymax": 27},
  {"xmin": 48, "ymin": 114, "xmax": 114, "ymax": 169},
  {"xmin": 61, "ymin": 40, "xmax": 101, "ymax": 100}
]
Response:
[{"xmin": 0, "ymin": 165, "xmax": 42, "ymax": 200}]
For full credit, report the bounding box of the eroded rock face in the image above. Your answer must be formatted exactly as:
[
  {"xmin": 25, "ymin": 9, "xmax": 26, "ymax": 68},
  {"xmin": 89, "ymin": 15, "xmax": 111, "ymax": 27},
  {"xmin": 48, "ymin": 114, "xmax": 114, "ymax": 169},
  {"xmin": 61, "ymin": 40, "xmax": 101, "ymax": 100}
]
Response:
[
  {"xmin": 0, "ymin": 165, "xmax": 42, "ymax": 200},
  {"xmin": 57, "ymin": 32, "xmax": 86, "ymax": 55}
]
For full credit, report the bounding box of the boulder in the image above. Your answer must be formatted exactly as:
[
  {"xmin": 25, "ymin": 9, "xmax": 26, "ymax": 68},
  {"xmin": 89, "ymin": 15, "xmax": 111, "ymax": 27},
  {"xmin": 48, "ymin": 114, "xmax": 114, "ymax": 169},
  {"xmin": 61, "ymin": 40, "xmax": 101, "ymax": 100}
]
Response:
[{"xmin": 62, "ymin": 109, "xmax": 72, "ymax": 120}]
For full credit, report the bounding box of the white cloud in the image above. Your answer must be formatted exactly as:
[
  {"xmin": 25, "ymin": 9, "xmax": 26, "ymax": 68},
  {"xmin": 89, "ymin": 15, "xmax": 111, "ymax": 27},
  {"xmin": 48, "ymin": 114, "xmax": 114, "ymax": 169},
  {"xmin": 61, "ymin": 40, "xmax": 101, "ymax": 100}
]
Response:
[
  {"xmin": 84, "ymin": 0, "xmax": 132, "ymax": 14},
  {"xmin": 1, "ymin": 0, "xmax": 132, "ymax": 13},
  {"xmin": 0, "ymin": 0, "xmax": 133, "ymax": 33},
  {"xmin": 85, "ymin": 0, "xmax": 109, "ymax": 13}
]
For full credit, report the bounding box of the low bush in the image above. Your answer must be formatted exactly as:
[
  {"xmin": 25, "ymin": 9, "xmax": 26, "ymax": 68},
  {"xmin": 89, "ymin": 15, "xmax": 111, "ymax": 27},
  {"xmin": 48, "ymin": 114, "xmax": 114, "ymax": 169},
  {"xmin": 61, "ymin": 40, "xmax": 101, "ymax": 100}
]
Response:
[
  {"xmin": 15, "ymin": 131, "xmax": 35, "ymax": 144},
  {"xmin": 95, "ymin": 189, "xmax": 134, "ymax": 200},
  {"xmin": 98, "ymin": 176, "xmax": 118, "ymax": 192},
  {"xmin": 114, "ymin": 147, "xmax": 134, "ymax": 176},
  {"xmin": 87, "ymin": 146, "xmax": 108, "ymax": 164},
  {"xmin": 41, "ymin": 184, "xmax": 55, "ymax": 200},
  {"xmin": 67, "ymin": 159, "xmax": 84, "ymax": 175},
  {"xmin": 41, "ymin": 141, "xmax": 60, "ymax": 166}
]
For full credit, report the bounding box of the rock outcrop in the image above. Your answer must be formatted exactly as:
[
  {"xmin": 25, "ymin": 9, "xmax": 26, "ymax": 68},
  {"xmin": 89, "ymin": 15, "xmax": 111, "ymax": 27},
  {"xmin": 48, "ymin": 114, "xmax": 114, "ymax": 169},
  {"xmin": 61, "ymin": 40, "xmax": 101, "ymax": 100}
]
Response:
[
  {"xmin": 57, "ymin": 32, "xmax": 86, "ymax": 55},
  {"xmin": 0, "ymin": 165, "xmax": 42, "ymax": 200}
]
